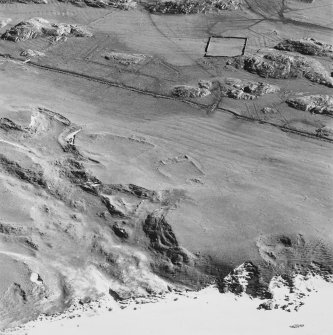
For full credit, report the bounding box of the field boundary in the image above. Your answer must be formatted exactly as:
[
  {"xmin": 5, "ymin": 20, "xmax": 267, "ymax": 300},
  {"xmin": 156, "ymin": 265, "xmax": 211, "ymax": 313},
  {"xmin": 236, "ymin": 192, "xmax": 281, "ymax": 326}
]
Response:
[
  {"xmin": 204, "ymin": 36, "xmax": 248, "ymax": 57},
  {"xmin": 1, "ymin": 53, "xmax": 332, "ymax": 144}
]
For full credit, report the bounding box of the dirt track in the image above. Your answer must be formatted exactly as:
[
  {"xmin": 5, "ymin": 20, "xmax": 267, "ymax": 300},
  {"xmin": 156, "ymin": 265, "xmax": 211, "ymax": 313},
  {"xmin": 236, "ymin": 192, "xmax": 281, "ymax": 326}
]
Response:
[{"xmin": 1, "ymin": 54, "xmax": 332, "ymax": 144}]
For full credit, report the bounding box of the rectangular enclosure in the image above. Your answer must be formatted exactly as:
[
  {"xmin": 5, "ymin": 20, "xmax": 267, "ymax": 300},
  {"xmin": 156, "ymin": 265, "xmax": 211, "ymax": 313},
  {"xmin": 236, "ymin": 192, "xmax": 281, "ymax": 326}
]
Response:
[{"xmin": 205, "ymin": 36, "xmax": 247, "ymax": 57}]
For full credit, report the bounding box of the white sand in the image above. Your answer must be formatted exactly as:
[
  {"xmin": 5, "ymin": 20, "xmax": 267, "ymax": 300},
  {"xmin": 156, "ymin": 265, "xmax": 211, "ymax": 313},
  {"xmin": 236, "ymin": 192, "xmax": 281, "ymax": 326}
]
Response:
[{"xmin": 9, "ymin": 278, "xmax": 333, "ymax": 335}]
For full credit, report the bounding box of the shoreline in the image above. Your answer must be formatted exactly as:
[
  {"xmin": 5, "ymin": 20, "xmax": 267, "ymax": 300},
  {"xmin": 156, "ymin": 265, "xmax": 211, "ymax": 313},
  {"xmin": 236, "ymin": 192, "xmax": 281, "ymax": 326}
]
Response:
[{"xmin": 4, "ymin": 273, "xmax": 333, "ymax": 335}]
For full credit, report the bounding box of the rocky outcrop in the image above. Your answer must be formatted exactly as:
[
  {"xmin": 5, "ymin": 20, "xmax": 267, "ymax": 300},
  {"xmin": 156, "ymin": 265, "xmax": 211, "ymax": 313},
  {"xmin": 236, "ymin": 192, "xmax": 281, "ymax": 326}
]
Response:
[
  {"xmin": 287, "ymin": 95, "xmax": 333, "ymax": 115},
  {"xmin": 1, "ymin": 0, "xmax": 47, "ymax": 3},
  {"xmin": 58, "ymin": 0, "xmax": 137, "ymax": 9},
  {"xmin": 0, "ymin": 222, "xmax": 23, "ymax": 235},
  {"xmin": 143, "ymin": 213, "xmax": 179, "ymax": 251},
  {"xmin": 219, "ymin": 233, "xmax": 333, "ymax": 311},
  {"xmin": 219, "ymin": 77, "xmax": 279, "ymax": 100},
  {"xmin": 171, "ymin": 81, "xmax": 212, "ymax": 99},
  {"xmin": 20, "ymin": 49, "xmax": 46, "ymax": 58},
  {"xmin": 146, "ymin": 0, "xmax": 241, "ymax": 14},
  {"xmin": 261, "ymin": 107, "xmax": 278, "ymax": 114},
  {"xmin": 258, "ymin": 271, "xmax": 333, "ymax": 312},
  {"xmin": 2, "ymin": 103, "xmax": 332, "ymax": 328},
  {"xmin": 140, "ymin": 211, "xmax": 214, "ymax": 288},
  {"xmin": 220, "ymin": 262, "xmax": 270, "ymax": 298},
  {"xmin": 112, "ymin": 223, "xmax": 129, "ymax": 239},
  {"xmin": 143, "ymin": 213, "xmax": 195, "ymax": 267},
  {"xmin": 100, "ymin": 183, "xmax": 159, "ymax": 202},
  {"xmin": 0, "ymin": 154, "xmax": 47, "ymax": 188},
  {"xmin": 101, "ymin": 195, "xmax": 127, "ymax": 217},
  {"xmin": 316, "ymin": 126, "xmax": 333, "ymax": 138},
  {"xmin": 231, "ymin": 50, "xmax": 333, "ymax": 87},
  {"xmin": 0, "ymin": 118, "xmax": 23, "ymax": 131},
  {"xmin": 1, "ymin": 17, "xmax": 92, "ymax": 42},
  {"xmin": 0, "ymin": 106, "xmax": 199, "ymax": 328},
  {"xmin": 220, "ymin": 258, "xmax": 333, "ymax": 312},
  {"xmin": 275, "ymin": 38, "xmax": 333, "ymax": 58},
  {"xmin": 171, "ymin": 77, "xmax": 278, "ymax": 100},
  {"xmin": 102, "ymin": 52, "xmax": 146, "ymax": 65}
]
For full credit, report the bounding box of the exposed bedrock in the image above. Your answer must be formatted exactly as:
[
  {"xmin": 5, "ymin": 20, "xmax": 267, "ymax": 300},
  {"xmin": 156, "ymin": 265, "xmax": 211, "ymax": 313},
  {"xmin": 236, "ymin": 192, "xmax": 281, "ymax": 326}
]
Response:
[
  {"xmin": 1, "ymin": 105, "xmax": 333, "ymax": 328},
  {"xmin": 1, "ymin": 17, "xmax": 92, "ymax": 42},
  {"xmin": 0, "ymin": 117, "xmax": 24, "ymax": 131},
  {"xmin": 218, "ymin": 233, "xmax": 333, "ymax": 310},
  {"xmin": 102, "ymin": 51, "xmax": 146, "ymax": 65},
  {"xmin": 287, "ymin": 94, "xmax": 333, "ymax": 115},
  {"xmin": 142, "ymin": 212, "xmax": 214, "ymax": 288},
  {"xmin": 0, "ymin": 0, "xmax": 47, "ymax": 3},
  {"xmin": 218, "ymin": 77, "xmax": 279, "ymax": 100},
  {"xmin": 20, "ymin": 49, "xmax": 46, "ymax": 58},
  {"xmin": 0, "ymin": 107, "xmax": 214, "ymax": 328},
  {"xmin": 275, "ymin": 38, "xmax": 333, "ymax": 58},
  {"xmin": 230, "ymin": 49, "xmax": 333, "ymax": 87},
  {"xmin": 171, "ymin": 77, "xmax": 279, "ymax": 100},
  {"xmin": 145, "ymin": 0, "xmax": 242, "ymax": 15},
  {"xmin": 58, "ymin": 0, "xmax": 137, "ymax": 10},
  {"xmin": 171, "ymin": 82, "xmax": 211, "ymax": 99},
  {"xmin": 0, "ymin": 154, "xmax": 47, "ymax": 188},
  {"xmin": 220, "ymin": 262, "xmax": 271, "ymax": 298}
]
